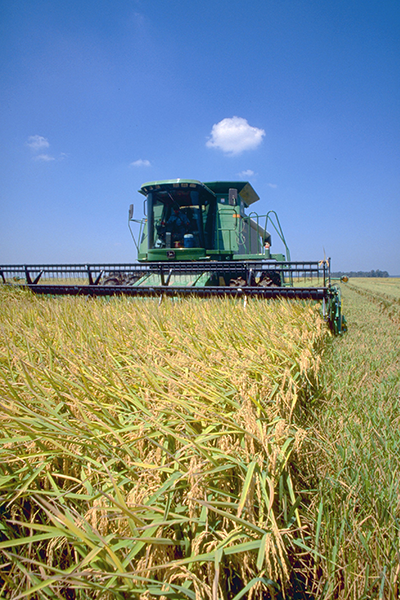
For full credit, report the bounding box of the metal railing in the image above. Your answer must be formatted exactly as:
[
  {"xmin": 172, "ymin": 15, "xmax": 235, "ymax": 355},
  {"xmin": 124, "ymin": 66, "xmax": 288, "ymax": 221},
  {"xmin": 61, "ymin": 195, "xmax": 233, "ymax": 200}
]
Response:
[{"xmin": 1, "ymin": 260, "xmax": 330, "ymax": 288}]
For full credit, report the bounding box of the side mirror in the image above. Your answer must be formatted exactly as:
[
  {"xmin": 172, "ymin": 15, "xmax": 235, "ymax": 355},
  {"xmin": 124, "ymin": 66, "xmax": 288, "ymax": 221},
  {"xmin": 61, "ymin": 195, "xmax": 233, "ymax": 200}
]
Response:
[{"xmin": 128, "ymin": 204, "xmax": 134, "ymax": 220}]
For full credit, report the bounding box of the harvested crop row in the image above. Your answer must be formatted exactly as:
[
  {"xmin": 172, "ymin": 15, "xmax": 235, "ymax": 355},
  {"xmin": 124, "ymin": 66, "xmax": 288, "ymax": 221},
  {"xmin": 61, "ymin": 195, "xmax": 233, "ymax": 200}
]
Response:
[
  {"xmin": 0, "ymin": 290, "xmax": 328, "ymax": 599},
  {"xmin": 345, "ymin": 278, "xmax": 400, "ymax": 324},
  {"xmin": 301, "ymin": 282, "xmax": 400, "ymax": 599},
  {"xmin": 345, "ymin": 277, "xmax": 400, "ymax": 300}
]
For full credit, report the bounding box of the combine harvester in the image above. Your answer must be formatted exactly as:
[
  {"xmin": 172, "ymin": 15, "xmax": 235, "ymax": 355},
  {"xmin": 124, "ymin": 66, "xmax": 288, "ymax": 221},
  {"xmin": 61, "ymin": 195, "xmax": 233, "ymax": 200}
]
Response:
[{"xmin": 0, "ymin": 179, "xmax": 346, "ymax": 333}]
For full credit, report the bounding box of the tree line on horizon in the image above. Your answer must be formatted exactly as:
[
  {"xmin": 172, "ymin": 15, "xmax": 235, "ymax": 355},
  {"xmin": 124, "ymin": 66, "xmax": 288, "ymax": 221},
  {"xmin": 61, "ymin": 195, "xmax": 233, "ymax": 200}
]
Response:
[{"xmin": 331, "ymin": 269, "xmax": 389, "ymax": 278}]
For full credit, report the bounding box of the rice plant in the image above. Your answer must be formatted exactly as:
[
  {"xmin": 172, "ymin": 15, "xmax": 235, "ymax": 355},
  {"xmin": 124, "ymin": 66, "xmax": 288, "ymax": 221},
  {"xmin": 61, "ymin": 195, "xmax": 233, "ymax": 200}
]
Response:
[{"xmin": 0, "ymin": 289, "xmax": 328, "ymax": 599}]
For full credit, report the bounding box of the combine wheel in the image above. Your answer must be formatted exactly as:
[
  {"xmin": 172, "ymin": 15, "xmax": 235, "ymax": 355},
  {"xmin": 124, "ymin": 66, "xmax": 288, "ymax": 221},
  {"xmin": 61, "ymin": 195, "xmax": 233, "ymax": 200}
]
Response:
[
  {"xmin": 103, "ymin": 277, "xmax": 121, "ymax": 286},
  {"xmin": 229, "ymin": 270, "xmax": 282, "ymax": 287},
  {"xmin": 257, "ymin": 270, "xmax": 282, "ymax": 287},
  {"xmin": 102, "ymin": 273, "xmax": 139, "ymax": 286},
  {"xmin": 229, "ymin": 276, "xmax": 247, "ymax": 287}
]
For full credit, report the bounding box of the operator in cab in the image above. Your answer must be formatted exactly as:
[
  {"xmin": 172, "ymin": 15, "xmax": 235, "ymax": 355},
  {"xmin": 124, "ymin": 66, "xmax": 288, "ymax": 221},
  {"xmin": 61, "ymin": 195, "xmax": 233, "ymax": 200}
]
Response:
[{"xmin": 165, "ymin": 207, "xmax": 190, "ymax": 246}]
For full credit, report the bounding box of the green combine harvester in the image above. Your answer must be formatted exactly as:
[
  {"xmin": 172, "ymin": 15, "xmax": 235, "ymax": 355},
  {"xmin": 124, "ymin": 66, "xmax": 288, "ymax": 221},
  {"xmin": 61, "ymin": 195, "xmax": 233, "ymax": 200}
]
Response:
[{"xmin": 0, "ymin": 179, "xmax": 346, "ymax": 333}]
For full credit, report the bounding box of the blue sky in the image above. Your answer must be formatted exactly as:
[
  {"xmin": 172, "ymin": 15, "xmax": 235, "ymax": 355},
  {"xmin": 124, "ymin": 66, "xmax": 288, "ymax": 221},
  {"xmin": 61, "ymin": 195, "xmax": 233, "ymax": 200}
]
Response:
[{"xmin": 1, "ymin": 0, "xmax": 399, "ymax": 273}]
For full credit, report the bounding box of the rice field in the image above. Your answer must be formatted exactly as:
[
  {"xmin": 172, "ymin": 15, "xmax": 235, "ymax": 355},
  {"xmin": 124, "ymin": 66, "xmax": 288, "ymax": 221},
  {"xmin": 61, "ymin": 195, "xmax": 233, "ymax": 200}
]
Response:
[
  {"xmin": 0, "ymin": 280, "xmax": 399, "ymax": 599},
  {"xmin": 0, "ymin": 290, "xmax": 328, "ymax": 599}
]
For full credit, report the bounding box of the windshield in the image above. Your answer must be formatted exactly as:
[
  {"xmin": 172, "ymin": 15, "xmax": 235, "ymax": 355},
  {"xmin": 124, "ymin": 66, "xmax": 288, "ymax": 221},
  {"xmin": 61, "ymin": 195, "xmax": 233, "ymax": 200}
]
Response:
[{"xmin": 149, "ymin": 190, "xmax": 209, "ymax": 249}]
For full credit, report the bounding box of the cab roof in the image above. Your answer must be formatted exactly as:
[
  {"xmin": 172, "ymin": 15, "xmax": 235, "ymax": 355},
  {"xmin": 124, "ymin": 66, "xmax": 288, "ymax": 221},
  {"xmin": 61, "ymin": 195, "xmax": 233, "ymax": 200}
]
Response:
[
  {"xmin": 139, "ymin": 179, "xmax": 259, "ymax": 206},
  {"xmin": 139, "ymin": 179, "xmax": 215, "ymax": 198}
]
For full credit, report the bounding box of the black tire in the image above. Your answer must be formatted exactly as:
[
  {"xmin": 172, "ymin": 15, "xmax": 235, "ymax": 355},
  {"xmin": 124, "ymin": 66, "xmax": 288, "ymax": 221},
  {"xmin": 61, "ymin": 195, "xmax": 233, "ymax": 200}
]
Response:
[
  {"xmin": 258, "ymin": 270, "xmax": 282, "ymax": 287},
  {"xmin": 103, "ymin": 277, "xmax": 121, "ymax": 286}
]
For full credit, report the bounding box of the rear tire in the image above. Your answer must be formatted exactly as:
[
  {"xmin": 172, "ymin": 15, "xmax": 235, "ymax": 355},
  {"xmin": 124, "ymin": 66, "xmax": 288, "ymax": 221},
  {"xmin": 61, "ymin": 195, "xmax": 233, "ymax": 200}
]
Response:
[
  {"xmin": 102, "ymin": 273, "xmax": 140, "ymax": 286},
  {"xmin": 103, "ymin": 277, "xmax": 121, "ymax": 286},
  {"xmin": 258, "ymin": 270, "xmax": 282, "ymax": 287}
]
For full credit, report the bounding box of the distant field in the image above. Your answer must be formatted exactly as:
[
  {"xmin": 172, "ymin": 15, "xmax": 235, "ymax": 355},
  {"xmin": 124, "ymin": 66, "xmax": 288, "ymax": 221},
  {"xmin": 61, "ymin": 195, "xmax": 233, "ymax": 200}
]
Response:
[
  {"xmin": 346, "ymin": 276, "xmax": 400, "ymax": 299},
  {"xmin": 0, "ymin": 280, "xmax": 399, "ymax": 599}
]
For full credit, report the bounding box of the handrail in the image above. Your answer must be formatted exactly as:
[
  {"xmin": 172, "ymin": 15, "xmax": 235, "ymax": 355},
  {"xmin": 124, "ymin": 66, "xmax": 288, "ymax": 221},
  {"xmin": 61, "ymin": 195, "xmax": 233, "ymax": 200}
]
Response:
[{"xmin": 265, "ymin": 211, "xmax": 291, "ymax": 262}]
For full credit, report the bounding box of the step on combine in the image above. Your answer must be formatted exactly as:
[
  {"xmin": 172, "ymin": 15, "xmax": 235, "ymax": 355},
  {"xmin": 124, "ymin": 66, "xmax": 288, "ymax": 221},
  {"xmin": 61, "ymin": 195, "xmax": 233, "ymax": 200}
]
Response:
[{"xmin": 0, "ymin": 179, "xmax": 347, "ymax": 334}]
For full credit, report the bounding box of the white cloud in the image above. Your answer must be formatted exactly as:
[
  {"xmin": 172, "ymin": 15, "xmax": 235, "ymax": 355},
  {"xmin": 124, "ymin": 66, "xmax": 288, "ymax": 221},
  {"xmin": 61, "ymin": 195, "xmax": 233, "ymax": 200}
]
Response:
[
  {"xmin": 206, "ymin": 117, "xmax": 265, "ymax": 155},
  {"xmin": 267, "ymin": 183, "xmax": 277, "ymax": 189},
  {"xmin": 34, "ymin": 154, "xmax": 55, "ymax": 162},
  {"xmin": 130, "ymin": 159, "xmax": 151, "ymax": 167},
  {"xmin": 26, "ymin": 135, "xmax": 50, "ymax": 151},
  {"xmin": 238, "ymin": 169, "xmax": 255, "ymax": 178},
  {"xmin": 26, "ymin": 135, "xmax": 58, "ymax": 161}
]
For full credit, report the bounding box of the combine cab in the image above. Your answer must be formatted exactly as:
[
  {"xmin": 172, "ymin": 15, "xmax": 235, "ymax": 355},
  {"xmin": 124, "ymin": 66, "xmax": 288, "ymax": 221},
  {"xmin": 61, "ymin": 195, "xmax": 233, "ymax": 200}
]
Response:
[
  {"xmin": 133, "ymin": 180, "xmax": 287, "ymax": 262},
  {"xmin": 119, "ymin": 179, "xmax": 290, "ymax": 289},
  {"xmin": 0, "ymin": 179, "xmax": 347, "ymax": 334}
]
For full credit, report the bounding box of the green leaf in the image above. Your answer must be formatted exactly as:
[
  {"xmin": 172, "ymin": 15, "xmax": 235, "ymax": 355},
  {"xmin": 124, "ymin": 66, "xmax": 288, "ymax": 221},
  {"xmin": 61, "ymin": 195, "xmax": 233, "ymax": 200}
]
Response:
[{"xmin": 237, "ymin": 461, "xmax": 257, "ymax": 517}]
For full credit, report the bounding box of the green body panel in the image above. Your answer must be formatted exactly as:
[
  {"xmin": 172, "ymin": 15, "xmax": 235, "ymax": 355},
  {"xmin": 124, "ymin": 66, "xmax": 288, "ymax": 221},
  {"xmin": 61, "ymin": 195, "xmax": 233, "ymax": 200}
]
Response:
[
  {"xmin": 147, "ymin": 248, "xmax": 206, "ymax": 261},
  {"xmin": 192, "ymin": 272, "xmax": 213, "ymax": 287},
  {"xmin": 204, "ymin": 181, "xmax": 260, "ymax": 205},
  {"xmin": 216, "ymin": 204, "xmax": 239, "ymax": 255},
  {"xmin": 233, "ymin": 253, "xmax": 271, "ymax": 260},
  {"xmin": 270, "ymin": 253, "xmax": 285, "ymax": 262},
  {"xmin": 134, "ymin": 271, "xmax": 212, "ymax": 287}
]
